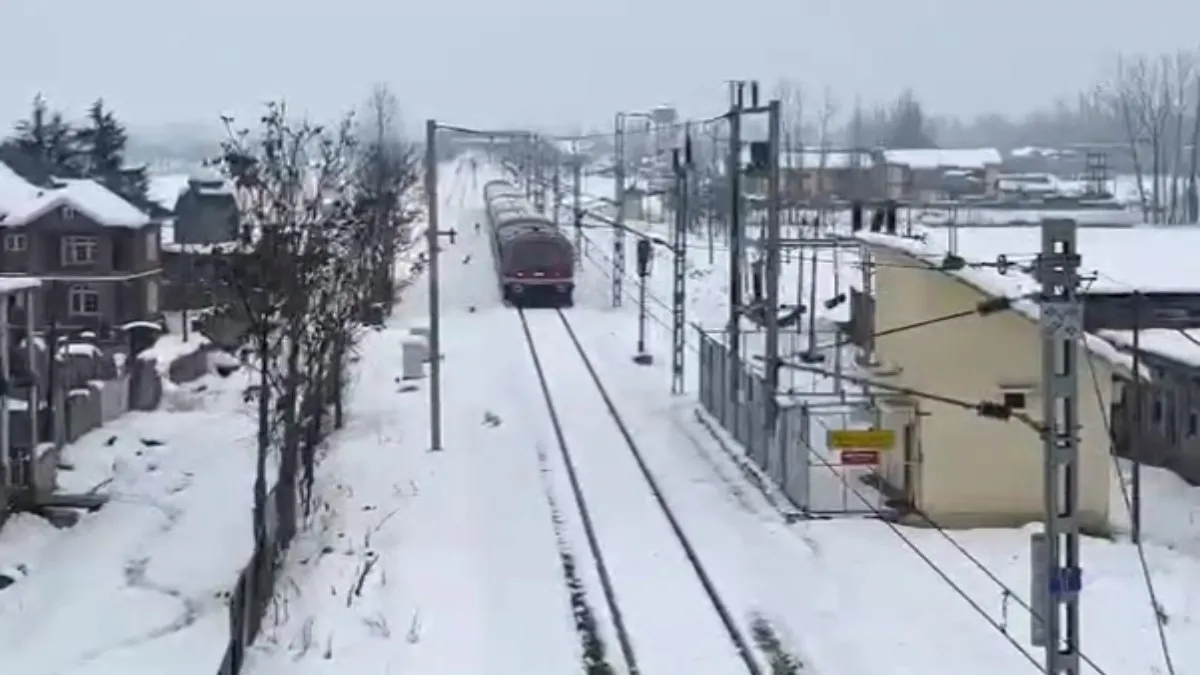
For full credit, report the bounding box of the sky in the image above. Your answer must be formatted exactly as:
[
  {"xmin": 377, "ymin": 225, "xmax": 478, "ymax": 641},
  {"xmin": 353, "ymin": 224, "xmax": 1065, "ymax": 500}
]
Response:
[{"xmin": 4, "ymin": 0, "xmax": 1200, "ymax": 138}]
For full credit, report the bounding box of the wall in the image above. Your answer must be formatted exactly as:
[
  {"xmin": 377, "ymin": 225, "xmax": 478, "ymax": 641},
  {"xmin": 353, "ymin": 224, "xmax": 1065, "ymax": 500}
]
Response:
[{"xmin": 870, "ymin": 245, "xmax": 1113, "ymax": 531}]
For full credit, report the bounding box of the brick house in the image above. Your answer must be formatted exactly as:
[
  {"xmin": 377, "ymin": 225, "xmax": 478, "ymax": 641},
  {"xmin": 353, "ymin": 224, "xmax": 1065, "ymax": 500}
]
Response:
[{"xmin": 0, "ymin": 161, "xmax": 162, "ymax": 333}]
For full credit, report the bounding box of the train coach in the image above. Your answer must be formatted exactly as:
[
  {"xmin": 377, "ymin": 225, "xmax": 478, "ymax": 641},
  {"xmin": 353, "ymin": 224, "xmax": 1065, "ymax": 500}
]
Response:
[{"xmin": 482, "ymin": 179, "xmax": 576, "ymax": 307}]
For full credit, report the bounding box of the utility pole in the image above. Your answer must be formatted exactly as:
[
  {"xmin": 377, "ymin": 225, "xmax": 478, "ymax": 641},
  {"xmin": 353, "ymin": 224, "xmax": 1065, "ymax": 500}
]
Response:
[
  {"xmin": 726, "ymin": 83, "xmax": 745, "ymax": 371},
  {"xmin": 1029, "ymin": 218, "xmax": 1083, "ymax": 674},
  {"xmin": 1131, "ymin": 291, "xmax": 1143, "ymax": 544},
  {"xmin": 613, "ymin": 113, "xmax": 627, "ymax": 307},
  {"xmin": 423, "ymin": 120, "xmax": 459, "ymax": 452},
  {"xmin": 552, "ymin": 153, "xmax": 562, "ymax": 227},
  {"xmin": 671, "ymin": 141, "xmax": 691, "ymax": 395},
  {"xmin": 764, "ymin": 98, "xmax": 782, "ymax": 423},
  {"xmin": 572, "ymin": 145, "xmax": 583, "ymax": 269}
]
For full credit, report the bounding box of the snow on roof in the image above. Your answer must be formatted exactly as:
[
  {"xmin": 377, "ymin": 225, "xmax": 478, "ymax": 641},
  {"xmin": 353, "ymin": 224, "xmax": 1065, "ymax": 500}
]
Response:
[
  {"xmin": 738, "ymin": 147, "xmax": 875, "ymax": 169},
  {"xmin": 49, "ymin": 179, "xmax": 151, "ymax": 227},
  {"xmin": 882, "ymin": 148, "xmax": 1002, "ymax": 170},
  {"xmin": 0, "ymin": 277, "xmax": 40, "ymax": 293},
  {"xmin": 147, "ymin": 174, "xmax": 190, "ymax": 211},
  {"xmin": 856, "ymin": 227, "xmax": 1141, "ymax": 377},
  {"xmin": 0, "ymin": 163, "xmax": 149, "ymax": 228},
  {"xmin": 890, "ymin": 224, "xmax": 1200, "ymax": 294},
  {"xmin": 916, "ymin": 208, "xmax": 1138, "ymax": 228}
]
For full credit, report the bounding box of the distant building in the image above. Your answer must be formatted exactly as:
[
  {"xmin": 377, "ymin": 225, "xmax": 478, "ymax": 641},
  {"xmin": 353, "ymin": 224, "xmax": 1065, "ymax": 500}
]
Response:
[
  {"xmin": 172, "ymin": 175, "xmax": 239, "ymax": 245},
  {"xmin": 739, "ymin": 147, "xmax": 877, "ymax": 201},
  {"xmin": 877, "ymin": 148, "xmax": 1003, "ymax": 202}
]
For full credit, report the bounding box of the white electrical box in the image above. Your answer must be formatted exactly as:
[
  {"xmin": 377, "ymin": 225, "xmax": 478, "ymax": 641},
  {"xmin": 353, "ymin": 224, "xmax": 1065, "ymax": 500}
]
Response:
[{"xmin": 402, "ymin": 341, "xmax": 426, "ymax": 380}]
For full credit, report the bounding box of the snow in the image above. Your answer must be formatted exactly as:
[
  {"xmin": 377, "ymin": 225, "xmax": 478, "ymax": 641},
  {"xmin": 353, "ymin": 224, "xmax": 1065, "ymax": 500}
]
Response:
[
  {"xmin": 882, "ymin": 147, "xmax": 1003, "ymax": 170},
  {"xmin": 524, "ymin": 310, "xmax": 748, "ymax": 674},
  {"xmin": 0, "ymin": 163, "xmax": 150, "ymax": 228},
  {"xmin": 915, "ymin": 206, "xmax": 1137, "ymax": 227},
  {"xmin": 138, "ymin": 333, "xmax": 209, "ymax": 374},
  {"xmin": 739, "ymin": 147, "xmax": 875, "ymax": 169},
  {"xmin": 0, "ymin": 368, "xmax": 263, "ymax": 675},
  {"xmin": 242, "ymin": 159, "xmax": 581, "ymax": 675},
  {"xmin": 566, "ymin": 172, "xmax": 1200, "ymax": 673},
  {"xmin": 0, "ymin": 277, "xmax": 41, "ymax": 293},
  {"xmin": 7, "ymin": 155, "xmax": 1200, "ymax": 675},
  {"xmin": 147, "ymin": 174, "xmax": 191, "ymax": 212},
  {"xmin": 856, "ymin": 227, "xmax": 1143, "ymax": 376},
  {"xmin": 62, "ymin": 343, "xmax": 103, "ymax": 358}
]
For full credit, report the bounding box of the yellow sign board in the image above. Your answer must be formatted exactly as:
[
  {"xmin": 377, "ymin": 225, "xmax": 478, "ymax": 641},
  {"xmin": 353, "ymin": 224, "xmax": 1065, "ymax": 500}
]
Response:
[{"xmin": 826, "ymin": 428, "xmax": 895, "ymax": 450}]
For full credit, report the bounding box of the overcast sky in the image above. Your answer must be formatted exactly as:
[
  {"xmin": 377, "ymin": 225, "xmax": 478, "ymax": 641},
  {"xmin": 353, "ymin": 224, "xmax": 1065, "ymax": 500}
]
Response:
[{"xmin": 4, "ymin": 0, "xmax": 1200, "ymax": 137}]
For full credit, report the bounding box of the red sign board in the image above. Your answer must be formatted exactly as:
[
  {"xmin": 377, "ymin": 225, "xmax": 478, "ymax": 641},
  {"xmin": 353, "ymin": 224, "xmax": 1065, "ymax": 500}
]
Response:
[{"xmin": 839, "ymin": 450, "xmax": 880, "ymax": 466}]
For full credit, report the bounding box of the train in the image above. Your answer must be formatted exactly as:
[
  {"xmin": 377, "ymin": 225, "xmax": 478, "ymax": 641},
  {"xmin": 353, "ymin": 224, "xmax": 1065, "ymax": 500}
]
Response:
[{"xmin": 482, "ymin": 179, "xmax": 576, "ymax": 307}]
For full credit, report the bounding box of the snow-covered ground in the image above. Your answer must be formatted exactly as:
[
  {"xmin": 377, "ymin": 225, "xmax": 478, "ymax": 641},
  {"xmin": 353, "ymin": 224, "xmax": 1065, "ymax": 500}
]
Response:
[
  {"xmin": 566, "ymin": 168, "xmax": 1200, "ymax": 673},
  {"xmin": 0, "ymin": 361, "xmax": 259, "ymax": 675},
  {"xmin": 8, "ymin": 157, "xmax": 1200, "ymax": 674}
]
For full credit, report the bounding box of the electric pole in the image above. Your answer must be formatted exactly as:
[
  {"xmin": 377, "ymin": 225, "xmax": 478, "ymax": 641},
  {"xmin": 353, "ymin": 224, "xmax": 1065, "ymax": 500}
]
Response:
[
  {"xmin": 764, "ymin": 98, "xmax": 782, "ymax": 424},
  {"xmin": 726, "ymin": 83, "xmax": 745, "ymax": 371},
  {"xmin": 573, "ymin": 145, "xmax": 583, "ymax": 269},
  {"xmin": 422, "ymin": 120, "xmax": 459, "ymax": 452},
  {"xmin": 1029, "ymin": 218, "xmax": 1082, "ymax": 674},
  {"xmin": 613, "ymin": 113, "xmax": 627, "ymax": 307},
  {"xmin": 552, "ymin": 152, "xmax": 562, "ymax": 227},
  {"xmin": 671, "ymin": 142, "xmax": 691, "ymax": 394}
]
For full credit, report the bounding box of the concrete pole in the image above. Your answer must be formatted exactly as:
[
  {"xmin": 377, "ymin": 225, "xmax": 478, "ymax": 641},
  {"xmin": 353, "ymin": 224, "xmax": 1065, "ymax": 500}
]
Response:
[
  {"xmin": 424, "ymin": 120, "xmax": 443, "ymax": 452},
  {"xmin": 764, "ymin": 99, "xmax": 782, "ymax": 425},
  {"xmin": 613, "ymin": 113, "xmax": 626, "ymax": 308},
  {"xmin": 1030, "ymin": 218, "xmax": 1082, "ymax": 674}
]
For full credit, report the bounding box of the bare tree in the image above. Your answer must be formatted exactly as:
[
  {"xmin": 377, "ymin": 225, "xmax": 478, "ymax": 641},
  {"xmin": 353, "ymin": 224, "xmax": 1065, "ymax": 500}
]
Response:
[
  {"xmin": 1104, "ymin": 51, "xmax": 1199, "ymax": 223},
  {"xmin": 355, "ymin": 83, "xmax": 419, "ymax": 320},
  {"xmin": 774, "ymin": 79, "xmax": 805, "ymax": 223},
  {"xmin": 815, "ymin": 87, "xmax": 839, "ymax": 220},
  {"xmin": 215, "ymin": 102, "xmax": 367, "ymax": 550}
]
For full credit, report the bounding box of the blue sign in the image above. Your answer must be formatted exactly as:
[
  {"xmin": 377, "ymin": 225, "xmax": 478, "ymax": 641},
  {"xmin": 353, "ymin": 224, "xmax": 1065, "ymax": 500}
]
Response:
[{"xmin": 1049, "ymin": 567, "xmax": 1082, "ymax": 594}]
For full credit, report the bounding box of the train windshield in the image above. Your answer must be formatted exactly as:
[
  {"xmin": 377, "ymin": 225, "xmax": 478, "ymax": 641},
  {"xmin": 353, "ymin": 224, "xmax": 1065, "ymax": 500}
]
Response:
[{"xmin": 509, "ymin": 240, "xmax": 570, "ymax": 272}]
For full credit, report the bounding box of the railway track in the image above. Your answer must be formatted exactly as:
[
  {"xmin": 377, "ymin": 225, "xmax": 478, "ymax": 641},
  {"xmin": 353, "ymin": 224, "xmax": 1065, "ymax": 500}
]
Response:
[{"xmin": 518, "ymin": 308, "xmax": 762, "ymax": 675}]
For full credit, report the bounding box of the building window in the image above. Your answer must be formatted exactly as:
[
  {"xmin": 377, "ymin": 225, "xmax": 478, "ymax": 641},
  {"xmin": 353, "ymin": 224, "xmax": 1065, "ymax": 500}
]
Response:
[
  {"xmin": 62, "ymin": 235, "xmax": 98, "ymax": 265},
  {"xmin": 145, "ymin": 230, "xmax": 158, "ymax": 263},
  {"xmin": 4, "ymin": 234, "xmax": 26, "ymax": 252},
  {"xmin": 1152, "ymin": 396, "xmax": 1163, "ymax": 424},
  {"xmin": 68, "ymin": 285, "xmax": 100, "ymax": 315},
  {"xmin": 1189, "ymin": 411, "xmax": 1198, "ymax": 438},
  {"xmin": 6, "ymin": 293, "xmax": 25, "ymax": 310},
  {"xmin": 145, "ymin": 279, "xmax": 159, "ymax": 313},
  {"xmin": 62, "ymin": 205, "xmax": 76, "ymax": 220}
]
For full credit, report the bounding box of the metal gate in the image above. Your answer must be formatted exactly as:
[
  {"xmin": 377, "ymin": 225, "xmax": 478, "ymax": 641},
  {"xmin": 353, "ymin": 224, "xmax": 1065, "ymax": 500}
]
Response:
[{"xmin": 697, "ymin": 328, "xmax": 886, "ymax": 516}]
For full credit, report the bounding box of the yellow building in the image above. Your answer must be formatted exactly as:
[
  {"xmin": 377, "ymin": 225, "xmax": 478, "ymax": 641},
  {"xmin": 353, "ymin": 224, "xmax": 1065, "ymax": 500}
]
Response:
[{"xmin": 857, "ymin": 234, "xmax": 1131, "ymax": 532}]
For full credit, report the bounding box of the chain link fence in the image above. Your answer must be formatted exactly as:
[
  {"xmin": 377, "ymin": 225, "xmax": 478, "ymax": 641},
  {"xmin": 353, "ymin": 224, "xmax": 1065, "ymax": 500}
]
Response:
[{"xmin": 698, "ymin": 327, "xmax": 890, "ymax": 516}]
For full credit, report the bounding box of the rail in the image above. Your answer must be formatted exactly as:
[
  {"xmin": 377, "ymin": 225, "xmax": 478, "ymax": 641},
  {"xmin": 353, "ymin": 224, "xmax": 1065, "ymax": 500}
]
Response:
[{"xmin": 518, "ymin": 307, "xmax": 762, "ymax": 675}]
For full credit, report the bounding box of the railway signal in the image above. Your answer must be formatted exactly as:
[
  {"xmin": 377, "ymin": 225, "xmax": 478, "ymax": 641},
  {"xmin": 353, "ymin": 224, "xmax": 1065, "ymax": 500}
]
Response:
[{"xmin": 633, "ymin": 237, "xmax": 654, "ymax": 366}]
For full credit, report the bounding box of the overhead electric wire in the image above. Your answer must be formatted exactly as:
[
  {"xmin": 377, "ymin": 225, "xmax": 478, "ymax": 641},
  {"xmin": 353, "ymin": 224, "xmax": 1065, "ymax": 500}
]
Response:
[
  {"xmin": 523, "ymin": 157, "xmax": 1160, "ymax": 673},
  {"xmin": 577, "ymin": 243, "xmax": 1089, "ymax": 673},
  {"xmin": 575, "ymin": 227, "xmax": 1124, "ymax": 673},
  {"xmin": 1076, "ymin": 281, "xmax": 1178, "ymax": 675}
]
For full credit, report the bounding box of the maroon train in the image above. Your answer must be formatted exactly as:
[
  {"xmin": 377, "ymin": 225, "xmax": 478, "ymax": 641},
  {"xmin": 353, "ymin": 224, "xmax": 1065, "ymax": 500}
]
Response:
[{"xmin": 482, "ymin": 180, "xmax": 575, "ymax": 307}]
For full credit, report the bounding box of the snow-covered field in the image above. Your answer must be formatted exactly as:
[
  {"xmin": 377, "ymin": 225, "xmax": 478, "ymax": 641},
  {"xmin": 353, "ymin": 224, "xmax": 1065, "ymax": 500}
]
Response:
[{"xmin": 6, "ymin": 157, "xmax": 1200, "ymax": 674}]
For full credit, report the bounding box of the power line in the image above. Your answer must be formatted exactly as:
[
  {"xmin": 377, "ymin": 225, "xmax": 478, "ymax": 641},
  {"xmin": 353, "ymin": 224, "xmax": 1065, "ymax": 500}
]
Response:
[
  {"xmin": 577, "ymin": 223, "xmax": 1125, "ymax": 673},
  {"xmin": 1074, "ymin": 286, "xmax": 1178, "ymax": 675},
  {"xmin": 593, "ymin": 246, "xmax": 1098, "ymax": 672}
]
